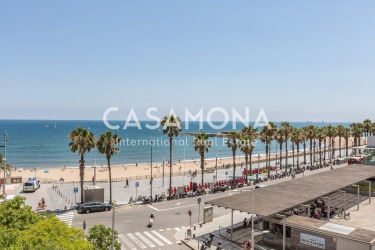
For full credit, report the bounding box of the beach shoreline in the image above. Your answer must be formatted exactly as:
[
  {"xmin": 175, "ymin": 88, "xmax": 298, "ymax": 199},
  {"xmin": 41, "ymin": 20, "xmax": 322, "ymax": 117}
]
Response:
[{"xmin": 8, "ymin": 136, "xmax": 361, "ymax": 183}]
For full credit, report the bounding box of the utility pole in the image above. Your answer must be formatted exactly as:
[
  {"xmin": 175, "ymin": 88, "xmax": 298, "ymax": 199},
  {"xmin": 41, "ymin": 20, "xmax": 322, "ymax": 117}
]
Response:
[{"xmin": 1, "ymin": 130, "xmax": 8, "ymax": 195}]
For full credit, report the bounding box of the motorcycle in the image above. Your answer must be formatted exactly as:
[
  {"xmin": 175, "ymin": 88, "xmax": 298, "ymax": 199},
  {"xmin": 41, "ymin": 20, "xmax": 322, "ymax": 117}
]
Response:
[{"xmin": 148, "ymin": 218, "xmax": 154, "ymax": 228}]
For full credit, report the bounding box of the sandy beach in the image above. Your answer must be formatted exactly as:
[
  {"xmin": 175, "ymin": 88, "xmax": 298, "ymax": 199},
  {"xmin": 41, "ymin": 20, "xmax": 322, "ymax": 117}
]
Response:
[{"xmin": 9, "ymin": 136, "xmax": 362, "ymax": 183}]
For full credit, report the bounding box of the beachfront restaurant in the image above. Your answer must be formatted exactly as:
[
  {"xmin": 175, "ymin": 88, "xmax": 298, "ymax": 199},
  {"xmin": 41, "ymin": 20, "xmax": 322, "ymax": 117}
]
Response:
[
  {"xmin": 352, "ymin": 136, "xmax": 375, "ymax": 165},
  {"xmin": 205, "ymin": 164, "xmax": 375, "ymax": 250}
]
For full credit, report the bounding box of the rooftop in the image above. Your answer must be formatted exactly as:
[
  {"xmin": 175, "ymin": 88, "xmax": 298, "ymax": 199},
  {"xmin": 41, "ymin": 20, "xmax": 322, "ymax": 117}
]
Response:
[{"xmin": 205, "ymin": 164, "xmax": 375, "ymax": 217}]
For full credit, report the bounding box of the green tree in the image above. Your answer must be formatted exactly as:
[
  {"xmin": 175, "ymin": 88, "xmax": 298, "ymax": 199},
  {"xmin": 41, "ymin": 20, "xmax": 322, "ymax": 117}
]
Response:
[
  {"xmin": 239, "ymin": 134, "xmax": 255, "ymax": 182},
  {"xmin": 68, "ymin": 127, "xmax": 96, "ymax": 204},
  {"xmin": 0, "ymin": 154, "xmax": 12, "ymax": 176},
  {"xmin": 226, "ymin": 131, "xmax": 240, "ymax": 183},
  {"xmin": 14, "ymin": 215, "xmax": 93, "ymax": 250},
  {"xmin": 363, "ymin": 119, "xmax": 372, "ymax": 137},
  {"xmin": 241, "ymin": 126, "xmax": 258, "ymax": 177},
  {"xmin": 326, "ymin": 125, "xmax": 337, "ymax": 161},
  {"xmin": 342, "ymin": 128, "xmax": 351, "ymax": 157},
  {"xmin": 96, "ymin": 131, "xmax": 121, "ymax": 204},
  {"xmin": 275, "ymin": 129, "xmax": 285, "ymax": 171},
  {"xmin": 291, "ymin": 128, "xmax": 304, "ymax": 168},
  {"xmin": 315, "ymin": 127, "xmax": 326, "ymax": 166},
  {"xmin": 88, "ymin": 224, "xmax": 121, "ymax": 250},
  {"xmin": 336, "ymin": 125, "xmax": 346, "ymax": 157},
  {"xmin": 281, "ymin": 122, "xmax": 293, "ymax": 171},
  {"xmin": 306, "ymin": 125, "xmax": 317, "ymax": 166},
  {"xmin": 260, "ymin": 123, "xmax": 276, "ymax": 178},
  {"xmin": 160, "ymin": 114, "xmax": 182, "ymax": 195},
  {"xmin": 193, "ymin": 132, "xmax": 212, "ymax": 187}
]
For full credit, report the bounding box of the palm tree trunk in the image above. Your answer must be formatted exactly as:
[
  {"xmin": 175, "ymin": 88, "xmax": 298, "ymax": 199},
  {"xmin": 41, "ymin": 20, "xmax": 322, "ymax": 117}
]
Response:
[
  {"xmin": 266, "ymin": 144, "xmax": 270, "ymax": 179},
  {"xmin": 232, "ymin": 150, "xmax": 236, "ymax": 183},
  {"xmin": 313, "ymin": 139, "xmax": 316, "ymax": 164},
  {"xmin": 296, "ymin": 144, "xmax": 300, "ymax": 167},
  {"xmin": 80, "ymin": 154, "xmax": 85, "ymax": 204},
  {"xmin": 201, "ymin": 155, "xmax": 204, "ymax": 188},
  {"xmin": 346, "ymin": 138, "xmax": 349, "ymax": 157},
  {"xmin": 268, "ymin": 143, "xmax": 271, "ymax": 167},
  {"xmin": 309, "ymin": 138, "xmax": 313, "ymax": 167},
  {"xmin": 245, "ymin": 154, "xmax": 249, "ymax": 182},
  {"xmin": 323, "ymin": 139, "xmax": 326, "ymax": 162},
  {"xmin": 319, "ymin": 140, "xmax": 322, "ymax": 166},
  {"xmin": 249, "ymin": 153, "xmax": 252, "ymax": 177},
  {"xmin": 339, "ymin": 137, "xmax": 342, "ymax": 157},
  {"xmin": 108, "ymin": 158, "xmax": 112, "ymax": 204},
  {"xmin": 169, "ymin": 137, "xmax": 173, "ymax": 196},
  {"xmin": 303, "ymin": 141, "xmax": 306, "ymax": 164},
  {"xmin": 285, "ymin": 140, "xmax": 288, "ymax": 171},
  {"xmin": 279, "ymin": 143, "xmax": 283, "ymax": 172},
  {"xmin": 332, "ymin": 138, "xmax": 335, "ymax": 159},
  {"xmin": 292, "ymin": 144, "xmax": 295, "ymax": 169}
]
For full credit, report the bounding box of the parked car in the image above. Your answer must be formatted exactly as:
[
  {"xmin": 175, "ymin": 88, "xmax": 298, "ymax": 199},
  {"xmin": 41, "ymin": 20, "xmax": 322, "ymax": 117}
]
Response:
[{"xmin": 78, "ymin": 202, "xmax": 112, "ymax": 214}]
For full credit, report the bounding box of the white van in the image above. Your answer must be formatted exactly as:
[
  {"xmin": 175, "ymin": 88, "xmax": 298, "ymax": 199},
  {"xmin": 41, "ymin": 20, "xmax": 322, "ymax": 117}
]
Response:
[{"xmin": 23, "ymin": 177, "xmax": 40, "ymax": 192}]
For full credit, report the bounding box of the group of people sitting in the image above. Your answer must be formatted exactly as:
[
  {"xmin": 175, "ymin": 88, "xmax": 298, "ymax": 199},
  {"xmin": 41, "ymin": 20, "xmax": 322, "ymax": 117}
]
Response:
[{"xmin": 310, "ymin": 199, "xmax": 337, "ymax": 219}]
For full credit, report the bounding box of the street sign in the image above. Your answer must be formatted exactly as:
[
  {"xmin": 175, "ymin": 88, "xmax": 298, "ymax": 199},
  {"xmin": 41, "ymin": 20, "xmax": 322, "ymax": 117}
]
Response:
[
  {"xmin": 197, "ymin": 198, "xmax": 201, "ymax": 205},
  {"xmin": 135, "ymin": 182, "xmax": 139, "ymax": 187},
  {"xmin": 188, "ymin": 210, "xmax": 192, "ymax": 217},
  {"xmin": 73, "ymin": 187, "xmax": 78, "ymax": 193}
]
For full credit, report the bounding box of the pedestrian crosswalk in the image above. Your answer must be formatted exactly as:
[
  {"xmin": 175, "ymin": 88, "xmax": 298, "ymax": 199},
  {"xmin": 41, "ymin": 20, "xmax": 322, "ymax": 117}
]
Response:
[
  {"xmin": 119, "ymin": 227, "xmax": 187, "ymax": 249},
  {"xmin": 55, "ymin": 211, "xmax": 74, "ymax": 227}
]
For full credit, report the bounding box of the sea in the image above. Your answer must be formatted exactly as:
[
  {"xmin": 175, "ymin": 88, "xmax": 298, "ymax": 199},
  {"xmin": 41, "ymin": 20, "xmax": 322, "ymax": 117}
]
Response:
[{"xmin": 0, "ymin": 120, "xmax": 351, "ymax": 169}]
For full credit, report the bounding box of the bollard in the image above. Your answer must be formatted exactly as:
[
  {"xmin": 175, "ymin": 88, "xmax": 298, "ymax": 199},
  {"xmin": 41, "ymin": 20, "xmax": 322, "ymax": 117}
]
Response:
[{"xmin": 65, "ymin": 206, "xmax": 67, "ymax": 210}]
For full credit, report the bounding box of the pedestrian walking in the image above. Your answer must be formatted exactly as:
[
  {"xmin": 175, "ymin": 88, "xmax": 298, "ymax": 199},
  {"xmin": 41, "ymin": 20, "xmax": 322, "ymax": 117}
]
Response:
[
  {"xmin": 125, "ymin": 178, "xmax": 129, "ymax": 188},
  {"xmin": 83, "ymin": 220, "xmax": 86, "ymax": 230}
]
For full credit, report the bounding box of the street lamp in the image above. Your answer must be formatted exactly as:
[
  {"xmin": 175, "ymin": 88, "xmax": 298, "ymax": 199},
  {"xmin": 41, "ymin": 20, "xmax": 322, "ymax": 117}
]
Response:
[
  {"xmin": 0, "ymin": 130, "xmax": 8, "ymax": 196},
  {"xmin": 162, "ymin": 156, "xmax": 165, "ymax": 187}
]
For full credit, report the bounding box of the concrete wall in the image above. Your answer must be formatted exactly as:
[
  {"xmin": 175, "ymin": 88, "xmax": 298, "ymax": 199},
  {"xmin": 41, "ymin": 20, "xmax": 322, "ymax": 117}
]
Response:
[{"xmin": 336, "ymin": 238, "xmax": 369, "ymax": 250}]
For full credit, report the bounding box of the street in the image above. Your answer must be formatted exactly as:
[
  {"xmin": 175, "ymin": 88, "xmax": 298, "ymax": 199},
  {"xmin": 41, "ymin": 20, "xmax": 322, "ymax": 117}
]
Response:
[{"xmin": 72, "ymin": 190, "xmax": 238, "ymax": 250}]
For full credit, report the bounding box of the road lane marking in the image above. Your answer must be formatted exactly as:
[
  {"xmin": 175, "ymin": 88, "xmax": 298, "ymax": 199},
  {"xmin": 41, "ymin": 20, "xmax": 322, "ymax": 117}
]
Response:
[
  {"xmin": 151, "ymin": 230, "xmax": 173, "ymax": 245},
  {"xmin": 174, "ymin": 227, "xmax": 180, "ymax": 231},
  {"xmin": 147, "ymin": 204, "xmax": 197, "ymax": 211},
  {"xmin": 119, "ymin": 234, "xmax": 137, "ymax": 250},
  {"xmin": 135, "ymin": 232, "xmax": 155, "ymax": 248},
  {"xmin": 166, "ymin": 228, "xmax": 171, "ymax": 231},
  {"xmin": 143, "ymin": 231, "xmax": 164, "ymax": 246},
  {"xmin": 159, "ymin": 229, "xmax": 164, "ymax": 231},
  {"xmin": 127, "ymin": 233, "xmax": 147, "ymax": 249}
]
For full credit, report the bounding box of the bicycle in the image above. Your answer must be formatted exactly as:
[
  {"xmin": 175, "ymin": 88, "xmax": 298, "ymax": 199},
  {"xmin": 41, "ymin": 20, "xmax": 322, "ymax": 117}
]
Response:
[{"xmin": 36, "ymin": 203, "xmax": 47, "ymax": 210}]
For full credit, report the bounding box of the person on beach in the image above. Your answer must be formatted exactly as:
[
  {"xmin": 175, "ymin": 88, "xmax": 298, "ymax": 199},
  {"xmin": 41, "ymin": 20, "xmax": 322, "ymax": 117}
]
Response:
[{"xmin": 125, "ymin": 178, "xmax": 129, "ymax": 188}]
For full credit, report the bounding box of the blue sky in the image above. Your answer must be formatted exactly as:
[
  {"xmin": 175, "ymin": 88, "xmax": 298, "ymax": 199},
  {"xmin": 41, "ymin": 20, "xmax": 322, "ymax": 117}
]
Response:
[{"xmin": 0, "ymin": 1, "xmax": 374, "ymax": 122}]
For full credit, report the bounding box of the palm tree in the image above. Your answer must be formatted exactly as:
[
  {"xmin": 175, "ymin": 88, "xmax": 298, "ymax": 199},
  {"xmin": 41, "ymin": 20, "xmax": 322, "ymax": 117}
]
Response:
[
  {"xmin": 291, "ymin": 128, "xmax": 304, "ymax": 168},
  {"xmin": 193, "ymin": 132, "xmax": 212, "ymax": 187},
  {"xmin": 281, "ymin": 122, "xmax": 293, "ymax": 171},
  {"xmin": 241, "ymin": 126, "xmax": 258, "ymax": 177},
  {"xmin": 342, "ymin": 128, "xmax": 351, "ymax": 157},
  {"xmin": 260, "ymin": 124, "xmax": 275, "ymax": 179},
  {"xmin": 351, "ymin": 123, "xmax": 364, "ymax": 155},
  {"xmin": 301, "ymin": 127, "xmax": 308, "ymax": 164},
  {"xmin": 96, "ymin": 131, "xmax": 121, "ymax": 204},
  {"xmin": 315, "ymin": 128, "xmax": 326, "ymax": 166},
  {"xmin": 336, "ymin": 125, "xmax": 346, "ymax": 157},
  {"xmin": 239, "ymin": 134, "xmax": 255, "ymax": 182},
  {"xmin": 226, "ymin": 131, "xmax": 240, "ymax": 184},
  {"xmin": 0, "ymin": 154, "xmax": 12, "ymax": 174},
  {"xmin": 275, "ymin": 129, "xmax": 285, "ymax": 171},
  {"xmin": 326, "ymin": 125, "xmax": 336, "ymax": 162},
  {"xmin": 306, "ymin": 125, "xmax": 317, "ymax": 166},
  {"xmin": 68, "ymin": 127, "xmax": 96, "ymax": 204},
  {"xmin": 268, "ymin": 123, "xmax": 278, "ymax": 167},
  {"xmin": 363, "ymin": 119, "xmax": 372, "ymax": 138},
  {"xmin": 161, "ymin": 114, "xmax": 182, "ymax": 195}
]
